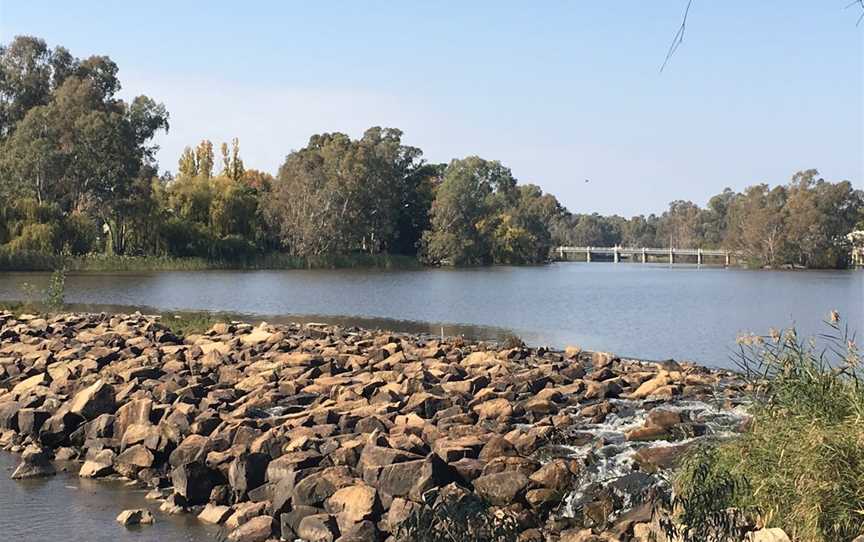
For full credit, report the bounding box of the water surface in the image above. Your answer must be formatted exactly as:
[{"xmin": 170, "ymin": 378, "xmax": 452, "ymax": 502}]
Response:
[
  {"xmin": 1, "ymin": 263, "xmax": 861, "ymax": 369},
  {"xmin": 0, "ymin": 453, "xmax": 220, "ymax": 542}
]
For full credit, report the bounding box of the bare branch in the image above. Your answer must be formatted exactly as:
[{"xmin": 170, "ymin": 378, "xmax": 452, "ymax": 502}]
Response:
[
  {"xmin": 846, "ymin": 0, "xmax": 864, "ymax": 26},
  {"xmin": 660, "ymin": 0, "xmax": 693, "ymax": 73}
]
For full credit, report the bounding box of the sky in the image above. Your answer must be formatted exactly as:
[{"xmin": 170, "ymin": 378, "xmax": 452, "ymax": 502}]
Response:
[{"xmin": 1, "ymin": 1, "xmax": 862, "ymax": 216}]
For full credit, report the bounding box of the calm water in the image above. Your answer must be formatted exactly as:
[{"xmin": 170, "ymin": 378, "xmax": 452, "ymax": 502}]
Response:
[
  {"xmin": 1, "ymin": 263, "xmax": 862, "ymax": 369},
  {"xmin": 0, "ymin": 454, "xmax": 221, "ymax": 542}
]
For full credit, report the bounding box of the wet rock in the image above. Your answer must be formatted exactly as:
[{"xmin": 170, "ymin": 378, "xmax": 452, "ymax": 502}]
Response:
[
  {"xmin": 528, "ymin": 459, "xmax": 572, "ymax": 492},
  {"xmin": 11, "ymin": 445, "xmax": 56, "ymax": 479},
  {"xmin": 116, "ymin": 508, "xmax": 154, "ymax": 526},
  {"xmin": 632, "ymin": 443, "xmax": 693, "ymax": 472}
]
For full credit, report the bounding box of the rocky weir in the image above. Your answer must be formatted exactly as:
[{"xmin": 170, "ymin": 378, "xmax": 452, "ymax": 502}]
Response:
[{"xmin": 0, "ymin": 311, "xmax": 750, "ymax": 541}]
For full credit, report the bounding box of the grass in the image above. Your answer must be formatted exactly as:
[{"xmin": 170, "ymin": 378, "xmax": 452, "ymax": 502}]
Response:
[
  {"xmin": 0, "ymin": 248, "xmax": 422, "ymax": 272},
  {"xmin": 666, "ymin": 315, "xmax": 864, "ymax": 542},
  {"xmin": 160, "ymin": 311, "xmax": 231, "ymax": 336}
]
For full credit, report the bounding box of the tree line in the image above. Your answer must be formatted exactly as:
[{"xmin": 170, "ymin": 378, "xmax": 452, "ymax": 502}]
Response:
[
  {"xmin": 1, "ymin": 36, "xmax": 861, "ymax": 269},
  {"xmin": 554, "ymin": 171, "xmax": 863, "ymax": 268}
]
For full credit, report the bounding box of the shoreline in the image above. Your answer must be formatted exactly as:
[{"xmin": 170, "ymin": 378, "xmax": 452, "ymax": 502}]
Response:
[{"xmin": 0, "ymin": 310, "xmax": 749, "ymax": 541}]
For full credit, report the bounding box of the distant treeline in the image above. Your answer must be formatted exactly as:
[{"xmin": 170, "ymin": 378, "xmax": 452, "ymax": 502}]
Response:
[
  {"xmin": 555, "ymin": 173, "xmax": 864, "ymax": 268},
  {"xmin": 1, "ymin": 36, "xmax": 862, "ymax": 269}
]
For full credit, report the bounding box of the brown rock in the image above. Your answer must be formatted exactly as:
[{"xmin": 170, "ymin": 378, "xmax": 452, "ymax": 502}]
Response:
[
  {"xmin": 227, "ymin": 514, "xmax": 273, "ymax": 542},
  {"xmin": 473, "ymin": 471, "xmax": 529, "ymax": 505}
]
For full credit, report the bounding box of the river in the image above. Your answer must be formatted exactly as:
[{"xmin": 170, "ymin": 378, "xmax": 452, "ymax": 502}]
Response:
[
  {"xmin": 0, "ymin": 453, "xmax": 221, "ymax": 542},
  {"xmin": 1, "ymin": 263, "xmax": 861, "ymax": 369}
]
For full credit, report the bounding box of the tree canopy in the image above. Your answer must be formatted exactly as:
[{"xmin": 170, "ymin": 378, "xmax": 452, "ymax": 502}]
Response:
[{"xmin": 0, "ymin": 35, "xmax": 861, "ymax": 269}]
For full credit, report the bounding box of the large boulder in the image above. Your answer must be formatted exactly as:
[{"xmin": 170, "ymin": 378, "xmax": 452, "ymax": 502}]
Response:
[
  {"xmin": 79, "ymin": 449, "xmax": 115, "ymax": 478},
  {"xmin": 0, "ymin": 401, "xmax": 20, "ymax": 431},
  {"xmin": 17, "ymin": 408, "xmax": 50, "ymax": 436},
  {"xmin": 171, "ymin": 461, "xmax": 224, "ymax": 505},
  {"xmin": 297, "ymin": 514, "xmax": 340, "ymax": 542},
  {"xmin": 116, "ymin": 509, "xmax": 154, "ymax": 527},
  {"xmin": 227, "ymin": 515, "xmax": 274, "ymax": 542},
  {"xmin": 325, "ymin": 484, "xmax": 379, "ymax": 532},
  {"xmin": 377, "ymin": 454, "xmax": 460, "ymax": 502},
  {"xmin": 228, "ymin": 453, "xmax": 269, "ymax": 500},
  {"xmin": 472, "ymin": 471, "xmax": 529, "ymax": 505},
  {"xmin": 39, "ymin": 409, "xmax": 85, "ymax": 447},
  {"xmin": 11, "ymin": 445, "xmax": 56, "ymax": 479},
  {"xmin": 69, "ymin": 379, "xmax": 116, "ymax": 420}
]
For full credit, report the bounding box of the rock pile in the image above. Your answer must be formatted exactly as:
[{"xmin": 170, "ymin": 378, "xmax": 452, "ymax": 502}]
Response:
[{"xmin": 0, "ymin": 311, "xmax": 748, "ymax": 541}]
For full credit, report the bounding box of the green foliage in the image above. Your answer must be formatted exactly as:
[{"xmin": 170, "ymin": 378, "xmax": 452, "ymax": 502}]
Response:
[
  {"xmin": 2, "ymin": 34, "xmax": 859, "ymax": 270},
  {"xmin": 670, "ymin": 317, "xmax": 864, "ymax": 542},
  {"xmin": 44, "ymin": 266, "xmax": 66, "ymax": 310},
  {"xmin": 162, "ymin": 311, "xmax": 229, "ymax": 336},
  {"xmin": 660, "ymin": 447, "xmax": 754, "ymax": 541},
  {"xmin": 422, "ymin": 157, "xmax": 561, "ymax": 265}
]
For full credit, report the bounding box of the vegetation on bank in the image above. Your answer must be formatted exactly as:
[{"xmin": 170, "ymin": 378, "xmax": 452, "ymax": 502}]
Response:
[
  {"xmin": 1, "ymin": 36, "xmax": 862, "ymax": 271},
  {"xmin": 0, "ymin": 248, "xmax": 421, "ymax": 272},
  {"xmin": 666, "ymin": 315, "xmax": 864, "ymax": 541}
]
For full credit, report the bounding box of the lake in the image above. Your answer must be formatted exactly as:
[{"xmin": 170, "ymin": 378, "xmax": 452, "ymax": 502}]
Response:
[{"xmin": 1, "ymin": 263, "xmax": 861, "ymax": 369}]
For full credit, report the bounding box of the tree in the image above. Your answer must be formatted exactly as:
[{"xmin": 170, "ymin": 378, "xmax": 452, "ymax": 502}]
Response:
[
  {"xmin": 220, "ymin": 138, "xmax": 245, "ymax": 182},
  {"xmin": 725, "ymin": 184, "xmax": 788, "ymax": 267},
  {"xmin": 657, "ymin": 200, "xmax": 702, "ymax": 248},
  {"xmin": 265, "ymin": 127, "xmax": 430, "ymax": 258},
  {"xmin": 422, "ymin": 157, "xmax": 518, "ymax": 265}
]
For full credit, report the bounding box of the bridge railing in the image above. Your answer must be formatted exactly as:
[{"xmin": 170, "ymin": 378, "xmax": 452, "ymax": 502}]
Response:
[{"xmin": 554, "ymin": 246, "xmax": 735, "ymax": 265}]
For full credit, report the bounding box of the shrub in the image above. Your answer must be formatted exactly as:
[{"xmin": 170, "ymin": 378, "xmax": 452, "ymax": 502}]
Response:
[
  {"xmin": 668, "ymin": 315, "xmax": 864, "ymax": 542},
  {"xmin": 397, "ymin": 486, "xmax": 519, "ymax": 542},
  {"xmin": 44, "ymin": 267, "xmax": 66, "ymax": 311}
]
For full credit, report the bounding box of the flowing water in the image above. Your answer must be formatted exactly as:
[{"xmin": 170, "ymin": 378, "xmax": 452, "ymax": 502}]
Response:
[{"xmin": 0, "ymin": 263, "xmax": 861, "ymax": 369}]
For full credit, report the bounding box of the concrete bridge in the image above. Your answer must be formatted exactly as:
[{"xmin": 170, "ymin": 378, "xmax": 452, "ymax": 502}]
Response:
[{"xmin": 554, "ymin": 246, "xmax": 734, "ymax": 266}]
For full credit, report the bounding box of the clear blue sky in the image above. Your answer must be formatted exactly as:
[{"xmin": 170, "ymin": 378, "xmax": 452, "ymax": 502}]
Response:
[{"xmin": 1, "ymin": 1, "xmax": 861, "ymax": 215}]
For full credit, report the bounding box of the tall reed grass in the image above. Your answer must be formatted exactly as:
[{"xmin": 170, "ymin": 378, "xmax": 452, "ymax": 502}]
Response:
[{"xmin": 667, "ymin": 314, "xmax": 864, "ymax": 542}]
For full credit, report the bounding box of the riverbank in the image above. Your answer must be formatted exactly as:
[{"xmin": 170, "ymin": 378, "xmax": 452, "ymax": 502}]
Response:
[
  {"xmin": 0, "ymin": 250, "xmax": 422, "ymax": 272},
  {"xmin": 0, "ymin": 309, "xmax": 757, "ymax": 541}
]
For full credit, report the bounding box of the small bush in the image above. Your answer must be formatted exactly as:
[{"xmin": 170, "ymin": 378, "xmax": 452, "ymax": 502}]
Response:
[
  {"xmin": 501, "ymin": 334, "xmax": 525, "ymax": 349},
  {"xmin": 44, "ymin": 267, "xmax": 66, "ymax": 311},
  {"xmin": 397, "ymin": 486, "xmax": 519, "ymax": 542}
]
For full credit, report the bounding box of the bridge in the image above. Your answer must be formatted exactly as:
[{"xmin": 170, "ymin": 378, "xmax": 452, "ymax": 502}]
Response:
[{"xmin": 554, "ymin": 246, "xmax": 734, "ymax": 266}]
